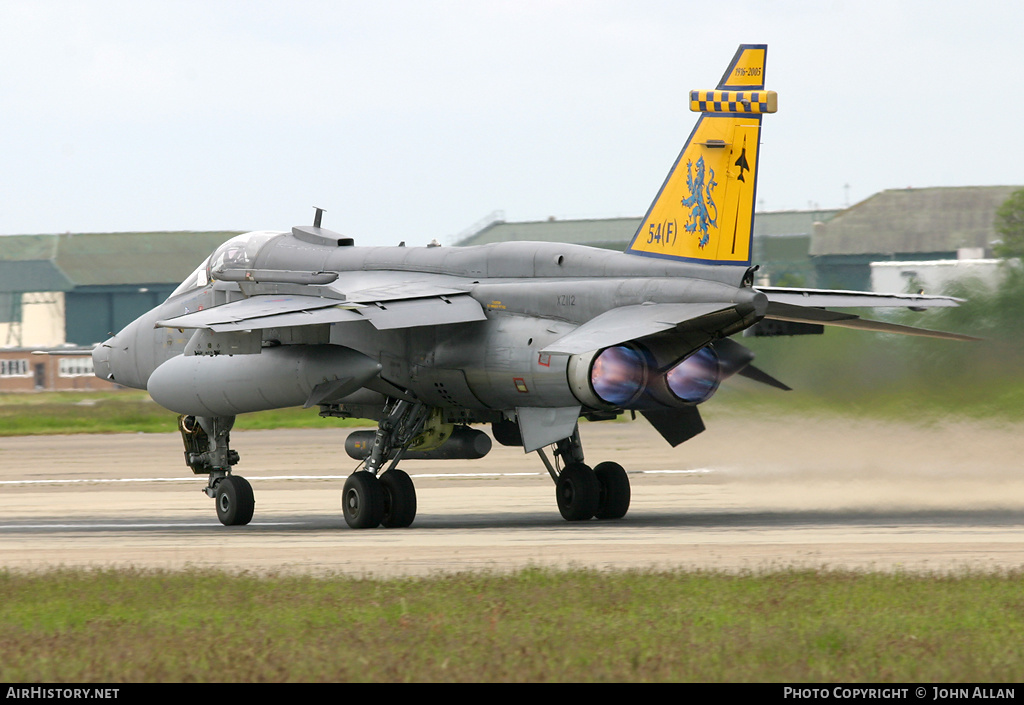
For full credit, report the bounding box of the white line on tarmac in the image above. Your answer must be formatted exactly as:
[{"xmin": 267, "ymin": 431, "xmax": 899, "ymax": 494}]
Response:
[
  {"xmin": 0, "ymin": 468, "xmax": 714, "ymax": 486},
  {"xmin": 0, "ymin": 522, "xmax": 301, "ymax": 530}
]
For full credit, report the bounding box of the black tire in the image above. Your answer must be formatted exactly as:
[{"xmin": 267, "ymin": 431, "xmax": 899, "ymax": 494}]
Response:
[
  {"xmin": 342, "ymin": 472, "xmax": 385, "ymax": 529},
  {"xmin": 216, "ymin": 475, "xmax": 255, "ymax": 526},
  {"xmin": 593, "ymin": 461, "xmax": 631, "ymax": 520},
  {"xmin": 555, "ymin": 463, "xmax": 600, "ymax": 521},
  {"xmin": 380, "ymin": 468, "xmax": 417, "ymax": 528}
]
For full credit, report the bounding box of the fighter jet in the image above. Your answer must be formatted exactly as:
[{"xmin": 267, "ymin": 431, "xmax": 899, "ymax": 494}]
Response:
[{"xmin": 92, "ymin": 45, "xmax": 973, "ymax": 529}]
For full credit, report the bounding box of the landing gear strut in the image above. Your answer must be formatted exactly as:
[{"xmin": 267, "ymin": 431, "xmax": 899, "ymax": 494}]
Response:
[
  {"xmin": 537, "ymin": 425, "xmax": 631, "ymax": 522},
  {"xmin": 344, "ymin": 400, "xmax": 426, "ymax": 529},
  {"xmin": 179, "ymin": 415, "xmax": 254, "ymax": 526}
]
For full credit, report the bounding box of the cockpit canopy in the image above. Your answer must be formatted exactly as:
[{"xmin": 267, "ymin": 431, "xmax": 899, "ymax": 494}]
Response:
[
  {"xmin": 207, "ymin": 231, "xmax": 283, "ymax": 279},
  {"xmin": 170, "ymin": 231, "xmax": 284, "ymax": 298}
]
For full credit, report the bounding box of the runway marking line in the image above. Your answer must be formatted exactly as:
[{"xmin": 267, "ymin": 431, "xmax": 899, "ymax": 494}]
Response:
[
  {"xmin": 0, "ymin": 522, "xmax": 301, "ymax": 530},
  {"xmin": 0, "ymin": 469, "xmax": 715, "ymax": 486}
]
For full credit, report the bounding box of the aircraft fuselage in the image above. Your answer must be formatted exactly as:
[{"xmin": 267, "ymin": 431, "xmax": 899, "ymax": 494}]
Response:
[{"xmin": 95, "ymin": 238, "xmax": 764, "ymax": 424}]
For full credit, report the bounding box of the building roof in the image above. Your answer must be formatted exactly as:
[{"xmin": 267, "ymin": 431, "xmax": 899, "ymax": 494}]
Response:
[
  {"xmin": 0, "ymin": 231, "xmax": 240, "ymax": 293},
  {"xmin": 753, "ymin": 209, "xmax": 838, "ymax": 236},
  {"xmin": 809, "ymin": 186, "xmax": 1021, "ymax": 256},
  {"xmin": 456, "ymin": 217, "xmax": 641, "ymax": 248},
  {"xmin": 454, "ymin": 211, "xmax": 829, "ymax": 250}
]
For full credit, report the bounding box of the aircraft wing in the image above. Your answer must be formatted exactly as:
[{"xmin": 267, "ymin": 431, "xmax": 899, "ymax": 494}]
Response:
[
  {"xmin": 157, "ymin": 292, "xmax": 486, "ymax": 332},
  {"xmin": 540, "ymin": 302, "xmax": 735, "ymax": 355}
]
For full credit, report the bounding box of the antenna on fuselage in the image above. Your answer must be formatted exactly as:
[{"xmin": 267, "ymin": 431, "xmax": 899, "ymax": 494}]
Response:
[{"xmin": 313, "ymin": 206, "xmax": 326, "ymax": 228}]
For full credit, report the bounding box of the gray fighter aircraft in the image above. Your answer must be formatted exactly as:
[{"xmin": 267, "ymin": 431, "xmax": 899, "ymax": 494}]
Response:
[{"xmin": 92, "ymin": 45, "xmax": 973, "ymax": 528}]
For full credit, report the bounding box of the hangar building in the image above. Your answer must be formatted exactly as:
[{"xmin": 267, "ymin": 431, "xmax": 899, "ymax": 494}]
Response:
[
  {"xmin": 809, "ymin": 186, "xmax": 1018, "ymax": 291},
  {"xmin": 0, "ymin": 231, "xmax": 237, "ymax": 390}
]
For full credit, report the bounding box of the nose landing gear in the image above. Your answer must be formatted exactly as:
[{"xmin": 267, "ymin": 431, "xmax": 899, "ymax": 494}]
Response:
[{"xmin": 179, "ymin": 415, "xmax": 253, "ymax": 526}]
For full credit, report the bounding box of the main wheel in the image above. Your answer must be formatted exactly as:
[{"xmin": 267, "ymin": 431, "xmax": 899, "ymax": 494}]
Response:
[
  {"xmin": 555, "ymin": 463, "xmax": 600, "ymax": 521},
  {"xmin": 216, "ymin": 475, "xmax": 255, "ymax": 526},
  {"xmin": 342, "ymin": 472, "xmax": 385, "ymax": 529},
  {"xmin": 593, "ymin": 461, "xmax": 631, "ymax": 519},
  {"xmin": 380, "ymin": 468, "xmax": 417, "ymax": 528}
]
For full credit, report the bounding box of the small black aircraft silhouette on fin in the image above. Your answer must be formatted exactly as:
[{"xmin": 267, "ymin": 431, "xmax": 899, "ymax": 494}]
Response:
[{"xmin": 734, "ymin": 135, "xmax": 750, "ymax": 182}]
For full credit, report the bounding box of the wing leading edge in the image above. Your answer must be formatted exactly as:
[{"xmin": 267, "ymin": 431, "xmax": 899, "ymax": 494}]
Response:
[{"xmin": 157, "ymin": 293, "xmax": 486, "ymax": 332}]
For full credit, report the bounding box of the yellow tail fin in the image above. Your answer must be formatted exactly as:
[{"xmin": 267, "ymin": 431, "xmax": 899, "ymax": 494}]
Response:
[{"xmin": 625, "ymin": 44, "xmax": 776, "ymax": 265}]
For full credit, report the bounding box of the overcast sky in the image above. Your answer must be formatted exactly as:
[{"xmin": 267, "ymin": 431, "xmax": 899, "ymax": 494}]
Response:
[{"xmin": 2, "ymin": 0, "xmax": 1021, "ymax": 246}]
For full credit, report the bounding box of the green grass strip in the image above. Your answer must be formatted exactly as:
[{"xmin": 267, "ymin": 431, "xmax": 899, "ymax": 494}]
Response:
[
  {"xmin": 0, "ymin": 391, "xmax": 370, "ymax": 436},
  {"xmin": 0, "ymin": 567, "xmax": 1021, "ymax": 682}
]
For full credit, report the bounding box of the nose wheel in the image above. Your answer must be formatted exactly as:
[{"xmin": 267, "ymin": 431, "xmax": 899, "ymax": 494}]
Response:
[{"xmin": 215, "ymin": 475, "xmax": 255, "ymax": 526}]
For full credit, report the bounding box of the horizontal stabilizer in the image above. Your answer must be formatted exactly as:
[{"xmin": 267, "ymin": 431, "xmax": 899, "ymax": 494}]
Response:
[
  {"xmin": 765, "ymin": 302, "xmax": 979, "ymax": 341},
  {"xmin": 541, "ymin": 302, "xmax": 733, "ymax": 355},
  {"xmin": 757, "ymin": 286, "xmax": 962, "ymax": 309},
  {"xmin": 737, "ymin": 364, "xmax": 791, "ymax": 391}
]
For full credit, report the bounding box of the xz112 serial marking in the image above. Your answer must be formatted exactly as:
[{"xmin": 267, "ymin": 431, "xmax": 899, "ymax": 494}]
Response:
[{"xmin": 557, "ymin": 294, "xmax": 576, "ymax": 307}]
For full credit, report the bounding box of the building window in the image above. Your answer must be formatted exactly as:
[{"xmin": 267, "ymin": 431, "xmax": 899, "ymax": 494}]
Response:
[
  {"xmin": 58, "ymin": 358, "xmax": 94, "ymax": 377},
  {"xmin": 0, "ymin": 359, "xmax": 30, "ymax": 377}
]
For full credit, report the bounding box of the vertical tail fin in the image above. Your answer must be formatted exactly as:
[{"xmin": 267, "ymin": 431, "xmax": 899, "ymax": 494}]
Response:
[{"xmin": 625, "ymin": 44, "xmax": 776, "ymax": 266}]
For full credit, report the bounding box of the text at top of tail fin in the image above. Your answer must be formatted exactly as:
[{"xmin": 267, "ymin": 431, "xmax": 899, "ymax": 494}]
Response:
[{"xmin": 625, "ymin": 44, "xmax": 776, "ymax": 266}]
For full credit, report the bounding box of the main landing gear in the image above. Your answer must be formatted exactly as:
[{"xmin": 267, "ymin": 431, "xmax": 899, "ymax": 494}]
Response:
[
  {"xmin": 536, "ymin": 426, "xmax": 631, "ymax": 522},
  {"xmin": 343, "ymin": 399, "xmax": 426, "ymax": 529},
  {"xmin": 342, "ymin": 467, "xmax": 417, "ymax": 529},
  {"xmin": 179, "ymin": 415, "xmax": 255, "ymax": 526}
]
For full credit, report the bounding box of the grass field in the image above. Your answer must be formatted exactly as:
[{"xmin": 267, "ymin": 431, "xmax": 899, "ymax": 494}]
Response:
[
  {"xmin": 0, "ymin": 390, "xmax": 371, "ymax": 436},
  {"xmin": 0, "ymin": 567, "xmax": 1021, "ymax": 682}
]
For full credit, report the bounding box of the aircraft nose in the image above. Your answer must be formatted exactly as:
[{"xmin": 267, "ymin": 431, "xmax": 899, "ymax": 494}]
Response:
[
  {"xmin": 92, "ymin": 306, "xmax": 167, "ymax": 390},
  {"xmin": 91, "ymin": 339, "xmax": 115, "ymax": 381},
  {"xmin": 93, "ymin": 323, "xmax": 143, "ymax": 389}
]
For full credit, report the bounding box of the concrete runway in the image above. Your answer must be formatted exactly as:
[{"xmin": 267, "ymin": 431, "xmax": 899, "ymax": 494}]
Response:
[{"xmin": 1, "ymin": 414, "xmax": 1022, "ymax": 576}]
